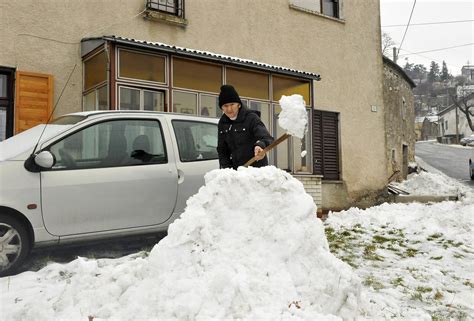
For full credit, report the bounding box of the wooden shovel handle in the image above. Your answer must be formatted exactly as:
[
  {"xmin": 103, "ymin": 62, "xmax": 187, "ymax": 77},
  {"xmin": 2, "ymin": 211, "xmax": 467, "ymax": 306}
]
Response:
[{"xmin": 244, "ymin": 133, "xmax": 291, "ymax": 167}]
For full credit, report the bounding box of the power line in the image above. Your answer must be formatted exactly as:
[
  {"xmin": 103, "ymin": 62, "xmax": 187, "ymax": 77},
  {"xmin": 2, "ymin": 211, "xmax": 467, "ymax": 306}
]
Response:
[
  {"xmin": 397, "ymin": 48, "xmax": 463, "ymax": 70},
  {"xmin": 398, "ymin": 43, "xmax": 474, "ymax": 56},
  {"xmin": 397, "ymin": 0, "xmax": 417, "ymax": 57},
  {"xmin": 382, "ymin": 19, "xmax": 474, "ymax": 28}
]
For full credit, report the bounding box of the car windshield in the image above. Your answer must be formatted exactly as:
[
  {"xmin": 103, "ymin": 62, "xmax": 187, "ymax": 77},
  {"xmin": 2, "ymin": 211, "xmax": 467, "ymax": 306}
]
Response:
[{"xmin": 0, "ymin": 124, "xmax": 74, "ymax": 161}]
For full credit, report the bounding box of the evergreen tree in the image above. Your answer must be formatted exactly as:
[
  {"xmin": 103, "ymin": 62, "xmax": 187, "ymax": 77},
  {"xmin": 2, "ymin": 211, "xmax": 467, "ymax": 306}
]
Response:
[
  {"xmin": 427, "ymin": 61, "xmax": 440, "ymax": 83},
  {"xmin": 440, "ymin": 61, "xmax": 450, "ymax": 81}
]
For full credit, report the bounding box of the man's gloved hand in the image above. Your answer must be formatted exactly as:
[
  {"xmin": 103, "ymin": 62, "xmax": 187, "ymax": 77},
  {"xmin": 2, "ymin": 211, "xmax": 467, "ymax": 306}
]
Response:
[{"xmin": 254, "ymin": 146, "xmax": 265, "ymax": 161}]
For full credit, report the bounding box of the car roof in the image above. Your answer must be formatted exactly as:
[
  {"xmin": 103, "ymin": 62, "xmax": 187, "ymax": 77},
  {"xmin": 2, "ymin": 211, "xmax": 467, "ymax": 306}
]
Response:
[{"xmin": 67, "ymin": 110, "xmax": 219, "ymax": 122}]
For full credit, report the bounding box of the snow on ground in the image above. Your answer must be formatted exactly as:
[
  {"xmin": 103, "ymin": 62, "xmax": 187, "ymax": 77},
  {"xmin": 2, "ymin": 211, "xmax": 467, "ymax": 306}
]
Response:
[
  {"xmin": 1, "ymin": 162, "xmax": 473, "ymax": 321},
  {"xmin": 0, "ymin": 166, "xmax": 360, "ymax": 321},
  {"xmin": 390, "ymin": 156, "xmax": 470, "ymax": 197},
  {"xmin": 325, "ymin": 158, "xmax": 474, "ymax": 320}
]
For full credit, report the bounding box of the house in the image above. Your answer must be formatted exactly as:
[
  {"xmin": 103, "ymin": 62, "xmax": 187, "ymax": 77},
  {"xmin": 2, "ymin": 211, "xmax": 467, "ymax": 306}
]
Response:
[
  {"xmin": 382, "ymin": 56, "xmax": 416, "ymax": 181},
  {"xmin": 438, "ymin": 93, "xmax": 474, "ymax": 143},
  {"xmin": 461, "ymin": 65, "xmax": 474, "ymax": 82},
  {"xmin": 415, "ymin": 116, "xmax": 439, "ymax": 141},
  {"xmin": 0, "ymin": 0, "xmax": 388, "ymax": 211}
]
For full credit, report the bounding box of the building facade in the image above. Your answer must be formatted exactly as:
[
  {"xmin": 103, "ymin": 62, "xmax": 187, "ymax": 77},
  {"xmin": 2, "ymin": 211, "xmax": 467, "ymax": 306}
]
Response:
[
  {"xmin": 382, "ymin": 57, "xmax": 416, "ymax": 181},
  {"xmin": 438, "ymin": 93, "xmax": 474, "ymax": 143},
  {"xmin": 0, "ymin": 0, "xmax": 387, "ymax": 210}
]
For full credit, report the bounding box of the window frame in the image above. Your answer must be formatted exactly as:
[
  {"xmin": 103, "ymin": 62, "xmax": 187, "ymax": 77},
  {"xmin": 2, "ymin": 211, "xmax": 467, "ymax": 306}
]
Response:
[
  {"xmin": 117, "ymin": 47, "xmax": 168, "ymax": 86},
  {"xmin": 44, "ymin": 118, "xmax": 168, "ymax": 171},
  {"xmin": 146, "ymin": 0, "xmax": 185, "ymax": 18},
  {"xmin": 171, "ymin": 119, "xmax": 219, "ymax": 163},
  {"xmin": 118, "ymin": 85, "xmax": 167, "ymax": 112}
]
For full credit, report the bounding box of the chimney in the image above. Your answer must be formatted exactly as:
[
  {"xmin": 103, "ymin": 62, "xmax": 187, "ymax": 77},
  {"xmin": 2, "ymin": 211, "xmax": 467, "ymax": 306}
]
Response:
[{"xmin": 393, "ymin": 47, "xmax": 397, "ymax": 63}]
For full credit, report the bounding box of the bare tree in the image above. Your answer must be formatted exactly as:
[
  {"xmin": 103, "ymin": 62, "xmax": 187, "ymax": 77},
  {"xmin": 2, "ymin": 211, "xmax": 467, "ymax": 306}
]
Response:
[
  {"xmin": 381, "ymin": 32, "xmax": 395, "ymax": 56},
  {"xmin": 450, "ymin": 89, "xmax": 474, "ymax": 131}
]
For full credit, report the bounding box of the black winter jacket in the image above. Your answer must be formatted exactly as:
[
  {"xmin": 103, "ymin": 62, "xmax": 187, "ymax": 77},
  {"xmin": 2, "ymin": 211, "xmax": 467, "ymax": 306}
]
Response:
[{"xmin": 217, "ymin": 107, "xmax": 274, "ymax": 169}]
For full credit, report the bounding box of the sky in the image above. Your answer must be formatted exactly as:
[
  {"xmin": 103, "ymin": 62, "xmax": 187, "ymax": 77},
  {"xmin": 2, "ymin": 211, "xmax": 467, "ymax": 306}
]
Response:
[{"xmin": 380, "ymin": 0, "xmax": 474, "ymax": 76}]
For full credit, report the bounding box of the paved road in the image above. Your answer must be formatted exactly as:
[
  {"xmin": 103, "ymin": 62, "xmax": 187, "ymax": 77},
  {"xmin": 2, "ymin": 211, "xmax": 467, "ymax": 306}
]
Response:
[{"xmin": 415, "ymin": 141, "xmax": 474, "ymax": 187}]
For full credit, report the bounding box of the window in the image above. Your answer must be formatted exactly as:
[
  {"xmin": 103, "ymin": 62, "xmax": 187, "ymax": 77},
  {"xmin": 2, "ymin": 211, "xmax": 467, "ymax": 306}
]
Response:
[
  {"xmin": 84, "ymin": 85, "xmax": 108, "ymax": 111},
  {"xmin": 321, "ymin": 0, "xmax": 339, "ymax": 18},
  {"xmin": 289, "ymin": 0, "xmax": 341, "ymax": 19},
  {"xmin": 118, "ymin": 49, "xmax": 166, "ymax": 84},
  {"xmin": 226, "ymin": 68, "xmax": 269, "ymax": 100},
  {"xmin": 273, "ymin": 75, "xmax": 310, "ymax": 105},
  {"xmin": 119, "ymin": 87, "xmax": 165, "ymax": 111},
  {"xmin": 313, "ymin": 110, "xmax": 340, "ymax": 180},
  {"xmin": 200, "ymin": 94, "xmax": 221, "ymax": 118},
  {"xmin": 445, "ymin": 120, "xmax": 448, "ymax": 130},
  {"xmin": 402, "ymin": 97, "xmax": 406, "ymax": 120},
  {"xmin": 48, "ymin": 119, "xmax": 167, "ymax": 170},
  {"xmin": 172, "ymin": 120, "xmax": 218, "ymax": 162},
  {"xmin": 173, "ymin": 58, "xmax": 221, "ymax": 92},
  {"xmin": 249, "ymin": 101, "xmax": 271, "ymax": 130},
  {"xmin": 84, "ymin": 51, "xmax": 107, "ymax": 91},
  {"xmin": 173, "ymin": 91, "xmax": 197, "ymax": 114},
  {"xmin": 146, "ymin": 0, "xmax": 185, "ymax": 18}
]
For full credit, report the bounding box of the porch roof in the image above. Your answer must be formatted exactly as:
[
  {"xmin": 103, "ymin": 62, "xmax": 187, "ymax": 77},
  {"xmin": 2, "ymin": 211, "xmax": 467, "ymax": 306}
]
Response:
[{"xmin": 81, "ymin": 35, "xmax": 321, "ymax": 81}]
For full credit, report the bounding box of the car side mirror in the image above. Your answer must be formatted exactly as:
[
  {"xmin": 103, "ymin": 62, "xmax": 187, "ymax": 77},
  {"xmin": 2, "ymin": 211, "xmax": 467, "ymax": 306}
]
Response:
[
  {"xmin": 25, "ymin": 151, "xmax": 56, "ymax": 172},
  {"xmin": 35, "ymin": 151, "xmax": 55, "ymax": 168}
]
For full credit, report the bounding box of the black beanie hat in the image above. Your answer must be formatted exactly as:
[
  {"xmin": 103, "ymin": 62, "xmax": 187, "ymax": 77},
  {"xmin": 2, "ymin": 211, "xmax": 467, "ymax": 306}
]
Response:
[{"xmin": 219, "ymin": 85, "xmax": 242, "ymax": 108}]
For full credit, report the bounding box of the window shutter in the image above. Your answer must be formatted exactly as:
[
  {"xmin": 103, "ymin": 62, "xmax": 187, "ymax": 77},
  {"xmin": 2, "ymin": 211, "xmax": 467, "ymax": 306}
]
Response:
[
  {"xmin": 15, "ymin": 71, "xmax": 53, "ymax": 134},
  {"xmin": 313, "ymin": 110, "xmax": 340, "ymax": 180}
]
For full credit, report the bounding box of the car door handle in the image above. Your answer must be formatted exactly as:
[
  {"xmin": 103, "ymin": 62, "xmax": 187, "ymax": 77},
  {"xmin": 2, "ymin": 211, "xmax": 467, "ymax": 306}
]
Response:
[{"xmin": 177, "ymin": 169, "xmax": 184, "ymax": 184}]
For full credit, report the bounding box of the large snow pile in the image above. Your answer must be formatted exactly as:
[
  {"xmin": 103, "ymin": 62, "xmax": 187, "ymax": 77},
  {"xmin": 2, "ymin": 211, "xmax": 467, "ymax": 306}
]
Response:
[
  {"xmin": 278, "ymin": 95, "xmax": 308, "ymax": 139},
  {"xmin": 0, "ymin": 166, "xmax": 361, "ymax": 321}
]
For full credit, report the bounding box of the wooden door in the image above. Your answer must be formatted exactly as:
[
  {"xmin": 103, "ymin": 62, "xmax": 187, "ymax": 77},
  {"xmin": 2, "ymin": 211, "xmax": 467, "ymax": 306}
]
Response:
[{"xmin": 15, "ymin": 71, "xmax": 53, "ymax": 134}]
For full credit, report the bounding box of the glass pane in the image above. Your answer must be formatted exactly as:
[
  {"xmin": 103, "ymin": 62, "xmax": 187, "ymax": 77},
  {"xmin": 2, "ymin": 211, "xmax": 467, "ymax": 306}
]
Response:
[
  {"xmin": 322, "ymin": 0, "xmax": 336, "ymax": 17},
  {"xmin": 119, "ymin": 50, "xmax": 166, "ymax": 83},
  {"xmin": 120, "ymin": 87, "xmax": 140, "ymax": 110},
  {"xmin": 249, "ymin": 101, "xmax": 271, "ymax": 130},
  {"xmin": 173, "ymin": 58, "xmax": 222, "ymax": 92},
  {"xmin": 0, "ymin": 107, "xmax": 6, "ymax": 141},
  {"xmin": 124, "ymin": 120, "xmax": 167, "ymax": 164},
  {"xmin": 173, "ymin": 91, "xmax": 197, "ymax": 115},
  {"xmin": 84, "ymin": 51, "xmax": 107, "ymax": 91},
  {"xmin": 226, "ymin": 68, "xmax": 269, "ymax": 100},
  {"xmin": 98, "ymin": 86, "xmax": 108, "ymax": 110},
  {"xmin": 144, "ymin": 90, "xmax": 165, "ymax": 111},
  {"xmin": 293, "ymin": 109, "xmax": 311, "ymax": 173},
  {"xmin": 0, "ymin": 75, "xmax": 7, "ymax": 98},
  {"xmin": 273, "ymin": 75, "xmax": 310, "ymax": 105},
  {"xmin": 200, "ymin": 95, "xmax": 219, "ymax": 118},
  {"xmin": 173, "ymin": 120, "xmax": 218, "ymax": 162},
  {"xmin": 273, "ymin": 104, "xmax": 290, "ymax": 171},
  {"xmin": 83, "ymin": 91, "xmax": 96, "ymax": 111}
]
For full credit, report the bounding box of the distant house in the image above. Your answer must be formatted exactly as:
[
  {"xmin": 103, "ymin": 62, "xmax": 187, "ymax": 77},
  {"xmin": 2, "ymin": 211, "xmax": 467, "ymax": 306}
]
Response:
[
  {"xmin": 461, "ymin": 65, "xmax": 474, "ymax": 82},
  {"xmin": 415, "ymin": 115, "xmax": 438, "ymax": 141},
  {"xmin": 438, "ymin": 93, "xmax": 474, "ymax": 143},
  {"xmin": 382, "ymin": 56, "xmax": 416, "ymax": 181}
]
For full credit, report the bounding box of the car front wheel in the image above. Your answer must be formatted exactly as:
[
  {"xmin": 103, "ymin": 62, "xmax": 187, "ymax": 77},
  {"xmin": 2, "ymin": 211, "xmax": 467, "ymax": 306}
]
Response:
[{"xmin": 0, "ymin": 214, "xmax": 31, "ymax": 277}]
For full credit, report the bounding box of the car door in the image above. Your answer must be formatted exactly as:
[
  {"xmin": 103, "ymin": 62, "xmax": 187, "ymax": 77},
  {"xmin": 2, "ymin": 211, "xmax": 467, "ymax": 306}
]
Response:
[
  {"xmin": 171, "ymin": 119, "xmax": 219, "ymax": 213},
  {"xmin": 40, "ymin": 116, "xmax": 178, "ymax": 236}
]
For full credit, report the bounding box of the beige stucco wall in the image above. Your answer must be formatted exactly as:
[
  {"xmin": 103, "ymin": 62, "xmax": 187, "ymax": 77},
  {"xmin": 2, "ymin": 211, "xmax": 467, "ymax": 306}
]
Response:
[{"xmin": 0, "ymin": 0, "xmax": 387, "ymax": 209}]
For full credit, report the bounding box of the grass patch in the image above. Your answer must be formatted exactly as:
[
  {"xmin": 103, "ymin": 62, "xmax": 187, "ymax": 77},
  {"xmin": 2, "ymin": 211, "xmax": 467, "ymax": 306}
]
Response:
[
  {"xmin": 363, "ymin": 244, "xmax": 384, "ymax": 261},
  {"xmin": 404, "ymin": 247, "xmax": 419, "ymax": 257},
  {"xmin": 463, "ymin": 280, "xmax": 474, "ymax": 288},
  {"xmin": 430, "ymin": 256, "xmax": 443, "ymax": 260},
  {"xmin": 427, "ymin": 233, "xmax": 443, "ymax": 241},
  {"xmin": 416, "ymin": 286, "xmax": 433, "ymax": 293},
  {"xmin": 434, "ymin": 290, "xmax": 443, "ymax": 300},
  {"xmin": 410, "ymin": 291, "xmax": 423, "ymax": 301},
  {"xmin": 390, "ymin": 277, "xmax": 405, "ymax": 287},
  {"xmin": 363, "ymin": 276, "xmax": 384, "ymax": 290},
  {"xmin": 372, "ymin": 235, "xmax": 394, "ymax": 243},
  {"xmin": 453, "ymin": 252, "xmax": 464, "ymax": 259}
]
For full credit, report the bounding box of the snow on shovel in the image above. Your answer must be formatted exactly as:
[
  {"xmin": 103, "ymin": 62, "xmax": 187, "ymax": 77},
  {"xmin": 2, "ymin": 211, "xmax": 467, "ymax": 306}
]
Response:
[{"xmin": 244, "ymin": 94, "xmax": 308, "ymax": 167}]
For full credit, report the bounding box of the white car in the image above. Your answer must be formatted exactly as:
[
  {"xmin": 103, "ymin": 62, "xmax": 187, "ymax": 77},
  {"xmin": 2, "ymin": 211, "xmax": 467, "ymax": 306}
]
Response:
[
  {"xmin": 0, "ymin": 111, "xmax": 219, "ymax": 276},
  {"xmin": 460, "ymin": 134, "xmax": 474, "ymax": 146}
]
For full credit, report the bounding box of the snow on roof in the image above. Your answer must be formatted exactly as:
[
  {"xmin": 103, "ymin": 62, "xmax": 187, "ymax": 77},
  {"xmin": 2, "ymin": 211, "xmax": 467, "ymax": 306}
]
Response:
[{"xmin": 96, "ymin": 36, "xmax": 321, "ymax": 80}]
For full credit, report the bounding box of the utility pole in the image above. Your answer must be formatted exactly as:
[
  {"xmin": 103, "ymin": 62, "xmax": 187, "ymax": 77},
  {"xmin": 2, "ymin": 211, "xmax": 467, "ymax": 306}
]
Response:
[
  {"xmin": 455, "ymin": 104, "xmax": 460, "ymax": 144},
  {"xmin": 392, "ymin": 47, "xmax": 397, "ymax": 63}
]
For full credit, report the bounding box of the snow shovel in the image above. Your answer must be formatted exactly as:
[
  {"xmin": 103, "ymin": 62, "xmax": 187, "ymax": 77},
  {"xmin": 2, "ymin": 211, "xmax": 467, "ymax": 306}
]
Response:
[{"xmin": 244, "ymin": 133, "xmax": 291, "ymax": 167}]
